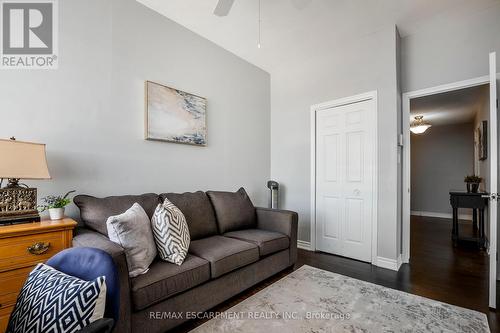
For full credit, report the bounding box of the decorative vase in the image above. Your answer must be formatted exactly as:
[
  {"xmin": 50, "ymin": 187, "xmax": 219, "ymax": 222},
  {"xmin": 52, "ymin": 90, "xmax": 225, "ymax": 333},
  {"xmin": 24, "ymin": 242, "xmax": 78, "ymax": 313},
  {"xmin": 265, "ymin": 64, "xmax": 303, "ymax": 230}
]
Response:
[
  {"xmin": 466, "ymin": 183, "xmax": 480, "ymax": 193},
  {"xmin": 48, "ymin": 207, "xmax": 65, "ymax": 220}
]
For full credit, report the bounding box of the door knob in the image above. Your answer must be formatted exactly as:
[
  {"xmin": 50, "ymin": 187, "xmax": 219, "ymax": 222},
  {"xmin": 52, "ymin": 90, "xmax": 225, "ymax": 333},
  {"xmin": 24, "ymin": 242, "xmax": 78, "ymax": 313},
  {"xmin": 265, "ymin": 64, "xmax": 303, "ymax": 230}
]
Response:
[
  {"xmin": 482, "ymin": 193, "xmax": 499, "ymax": 200},
  {"xmin": 354, "ymin": 189, "xmax": 361, "ymax": 196}
]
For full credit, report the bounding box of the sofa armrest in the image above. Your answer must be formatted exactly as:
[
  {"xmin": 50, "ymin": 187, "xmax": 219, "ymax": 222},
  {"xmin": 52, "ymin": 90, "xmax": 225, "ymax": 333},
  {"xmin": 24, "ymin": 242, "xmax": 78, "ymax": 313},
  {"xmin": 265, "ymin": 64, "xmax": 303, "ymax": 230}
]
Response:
[
  {"xmin": 73, "ymin": 228, "xmax": 125, "ymax": 258},
  {"xmin": 255, "ymin": 208, "xmax": 298, "ymax": 266},
  {"xmin": 72, "ymin": 228, "xmax": 131, "ymax": 333}
]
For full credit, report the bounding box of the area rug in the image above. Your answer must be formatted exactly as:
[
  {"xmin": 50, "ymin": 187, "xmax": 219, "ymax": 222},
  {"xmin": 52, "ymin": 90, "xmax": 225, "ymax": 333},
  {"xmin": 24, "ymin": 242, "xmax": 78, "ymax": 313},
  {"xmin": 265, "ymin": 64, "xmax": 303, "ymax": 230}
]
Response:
[{"xmin": 190, "ymin": 265, "xmax": 490, "ymax": 333}]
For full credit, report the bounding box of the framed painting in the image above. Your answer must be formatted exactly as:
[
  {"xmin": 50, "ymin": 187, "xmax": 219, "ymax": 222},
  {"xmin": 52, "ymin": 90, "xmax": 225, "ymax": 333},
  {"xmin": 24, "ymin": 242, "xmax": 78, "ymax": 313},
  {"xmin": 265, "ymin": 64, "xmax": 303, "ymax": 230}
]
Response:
[
  {"xmin": 478, "ymin": 120, "xmax": 487, "ymax": 161},
  {"xmin": 145, "ymin": 81, "xmax": 207, "ymax": 146}
]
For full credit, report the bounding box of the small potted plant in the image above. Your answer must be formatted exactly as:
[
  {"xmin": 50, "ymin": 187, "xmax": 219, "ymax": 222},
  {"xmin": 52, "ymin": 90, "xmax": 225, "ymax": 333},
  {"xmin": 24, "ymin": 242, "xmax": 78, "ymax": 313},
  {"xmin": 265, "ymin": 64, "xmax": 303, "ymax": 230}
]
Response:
[
  {"xmin": 464, "ymin": 175, "xmax": 482, "ymax": 193},
  {"xmin": 39, "ymin": 191, "xmax": 76, "ymax": 220}
]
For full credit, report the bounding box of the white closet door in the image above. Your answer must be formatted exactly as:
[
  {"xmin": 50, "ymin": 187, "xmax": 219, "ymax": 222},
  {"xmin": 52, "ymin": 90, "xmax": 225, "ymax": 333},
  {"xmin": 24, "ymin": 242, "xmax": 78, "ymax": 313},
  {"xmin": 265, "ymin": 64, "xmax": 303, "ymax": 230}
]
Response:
[{"xmin": 315, "ymin": 98, "xmax": 375, "ymax": 262}]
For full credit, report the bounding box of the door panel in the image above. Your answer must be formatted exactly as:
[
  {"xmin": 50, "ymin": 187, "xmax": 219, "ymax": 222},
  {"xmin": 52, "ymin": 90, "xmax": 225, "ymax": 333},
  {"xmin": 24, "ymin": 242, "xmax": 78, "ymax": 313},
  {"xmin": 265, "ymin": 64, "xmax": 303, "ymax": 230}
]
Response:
[
  {"xmin": 346, "ymin": 132, "xmax": 363, "ymax": 182},
  {"xmin": 324, "ymin": 135, "xmax": 339, "ymax": 182},
  {"xmin": 346, "ymin": 109, "xmax": 363, "ymax": 125},
  {"xmin": 323, "ymin": 196, "xmax": 341, "ymax": 239},
  {"xmin": 345, "ymin": 198, "xmax": 363, "ymax": 243},
  {"xmin": 316, "ymin": 99, "xmax": 375, "ymax": 262}
]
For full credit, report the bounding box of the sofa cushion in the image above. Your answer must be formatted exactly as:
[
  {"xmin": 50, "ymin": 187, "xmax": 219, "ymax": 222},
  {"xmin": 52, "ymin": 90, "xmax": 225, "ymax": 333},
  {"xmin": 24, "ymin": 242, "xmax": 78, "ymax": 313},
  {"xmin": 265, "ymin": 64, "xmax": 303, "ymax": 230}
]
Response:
[
  {"xmin": 160, "ymin": 191, "xmax": 218, "ymax": 240},
  {"xmin": 74, "ymin": 194, "xmax": 160, "ymax": 236},
  {"xmin": 206, "ymin": 188, "xmax": 256, "ymax": 233},
  {"xmin": 130, "ymin": 254, "xmax": 210, "ymax": 311},
  {"xmin": 189, "ymin": 236, "xmax": 259, "ymax": 278},
  {"xmin": 224, "ymin": 229, "xmax": 290, "ymax": 257}
]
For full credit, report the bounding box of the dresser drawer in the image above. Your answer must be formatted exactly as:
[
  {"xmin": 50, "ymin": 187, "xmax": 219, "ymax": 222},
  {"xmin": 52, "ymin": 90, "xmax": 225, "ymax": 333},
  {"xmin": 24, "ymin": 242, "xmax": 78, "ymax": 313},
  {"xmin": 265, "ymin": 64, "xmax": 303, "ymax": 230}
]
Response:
[
  {"xmin": 0, "ymin": 231, "xmax": 67, "ymax": 272},
  {"xmin": 0, "ymin": 267, "xmax": 31, "ymax": 309},
  {"xmin": 0, "ymin": 305, "xmax": 13, "ymax": 333},
  {"xmin": 0, "ymin": 219, "xmax": 76, "ymax": 333}
]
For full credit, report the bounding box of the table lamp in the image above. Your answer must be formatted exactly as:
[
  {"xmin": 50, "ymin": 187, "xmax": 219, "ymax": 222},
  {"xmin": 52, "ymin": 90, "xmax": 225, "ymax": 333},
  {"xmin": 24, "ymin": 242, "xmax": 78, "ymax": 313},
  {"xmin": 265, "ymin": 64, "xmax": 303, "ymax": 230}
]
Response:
[{"xmin": 0, "ymin": 138, "xmax": 51, "ymax": 225}]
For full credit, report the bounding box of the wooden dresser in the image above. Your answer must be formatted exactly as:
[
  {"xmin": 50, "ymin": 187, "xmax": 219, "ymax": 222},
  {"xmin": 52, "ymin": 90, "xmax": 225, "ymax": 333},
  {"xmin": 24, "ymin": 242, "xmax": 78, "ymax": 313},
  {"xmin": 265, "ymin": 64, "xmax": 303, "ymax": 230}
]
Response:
[{"xmin": 0, "ymin": 218, "xmax": 77, "ymax": 332}]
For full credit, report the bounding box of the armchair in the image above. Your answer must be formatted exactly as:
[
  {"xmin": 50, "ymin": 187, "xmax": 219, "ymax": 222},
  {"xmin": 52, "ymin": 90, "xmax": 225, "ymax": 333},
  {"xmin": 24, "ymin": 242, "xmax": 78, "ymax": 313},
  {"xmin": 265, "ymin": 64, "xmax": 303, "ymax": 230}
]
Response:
[
  {"xmin": 46, "ymin": 247, "xmax": 120, "ymax": 333},
  {"xmin": 7, "ymin": 247, "xmax": 119, "ymax": 333}
]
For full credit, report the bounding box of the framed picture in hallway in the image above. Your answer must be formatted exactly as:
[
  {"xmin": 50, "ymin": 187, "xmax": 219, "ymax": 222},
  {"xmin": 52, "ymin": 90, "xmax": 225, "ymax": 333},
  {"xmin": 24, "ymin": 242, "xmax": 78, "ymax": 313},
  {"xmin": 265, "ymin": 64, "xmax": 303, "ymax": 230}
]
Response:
[
  {"xmin": 478, "ymin": 120, "xmax": 487, "ymax": 160},
  {"xmin": 145, "ymin": 81, "xmax": 207, "ymax": 146}
]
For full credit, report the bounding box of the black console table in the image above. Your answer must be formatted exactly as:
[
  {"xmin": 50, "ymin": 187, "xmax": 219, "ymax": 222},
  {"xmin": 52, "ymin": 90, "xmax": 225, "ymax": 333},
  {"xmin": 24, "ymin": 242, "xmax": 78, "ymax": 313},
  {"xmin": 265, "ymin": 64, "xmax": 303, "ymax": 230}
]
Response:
[{"xmin": 449, "ymin": 191, "xmax": 488, "ymax": 249}]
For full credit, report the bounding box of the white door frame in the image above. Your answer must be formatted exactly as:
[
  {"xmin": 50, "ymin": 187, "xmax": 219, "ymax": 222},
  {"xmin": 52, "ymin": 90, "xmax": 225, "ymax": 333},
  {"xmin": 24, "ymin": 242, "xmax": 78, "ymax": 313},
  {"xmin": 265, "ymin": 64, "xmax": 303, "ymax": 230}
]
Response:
[
  {"xmin": 310, "ymin": 90, "xmax": 378, "ymax": 265},
  {"xmin": 402, "ymin": 75, "xmax": 491, "ymax": 264},
  {"xmin": 488, "ymin": 52, "xmax": 497, "ymax": 308}
]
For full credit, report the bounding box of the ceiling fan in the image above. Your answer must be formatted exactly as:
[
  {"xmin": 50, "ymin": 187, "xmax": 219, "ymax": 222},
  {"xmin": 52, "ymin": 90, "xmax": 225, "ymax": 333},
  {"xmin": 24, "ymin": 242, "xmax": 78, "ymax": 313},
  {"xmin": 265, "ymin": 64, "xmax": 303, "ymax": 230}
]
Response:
[
  {"xmin": 213, "ymin": 0, "xmax": 235, "ymax": 16},
  {"xmin": 213, "ymin": 0, "xmax": 311, "ymax": 17}
]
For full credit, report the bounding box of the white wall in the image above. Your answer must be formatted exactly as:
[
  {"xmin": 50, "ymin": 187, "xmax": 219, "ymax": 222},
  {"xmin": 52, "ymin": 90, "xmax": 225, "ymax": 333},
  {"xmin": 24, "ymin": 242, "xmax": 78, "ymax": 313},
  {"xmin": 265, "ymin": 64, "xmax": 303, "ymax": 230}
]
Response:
[
  {"xmin": 271, "ymin": 25, "xmax": 400, "ymax": 261},
  {"xmin": 411, "ymin": 123, "xmax": 474, "ymax": 214},
  {"xmin": 0, "ymin": 0, "xmax": 271, "ymax": 218},
  {"xmin": 401, "ymin": 1, "xmax": 500, "ymax": 92}
]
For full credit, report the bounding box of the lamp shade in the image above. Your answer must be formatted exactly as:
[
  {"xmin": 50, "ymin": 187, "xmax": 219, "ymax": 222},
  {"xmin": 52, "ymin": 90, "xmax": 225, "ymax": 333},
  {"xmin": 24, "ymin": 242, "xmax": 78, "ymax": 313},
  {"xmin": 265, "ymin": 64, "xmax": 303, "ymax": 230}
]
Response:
[{"xmin": 0, "ymin": 139, "xmax": 51, "ymax": 179}]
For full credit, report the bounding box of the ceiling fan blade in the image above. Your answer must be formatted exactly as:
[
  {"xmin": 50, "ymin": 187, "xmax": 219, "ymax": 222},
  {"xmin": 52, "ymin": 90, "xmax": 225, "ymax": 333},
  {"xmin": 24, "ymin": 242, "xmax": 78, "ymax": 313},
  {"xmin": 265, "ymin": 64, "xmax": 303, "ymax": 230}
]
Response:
[{"xmin": 213, "ymin": 0, "xmax": 235, "ymax": 16}]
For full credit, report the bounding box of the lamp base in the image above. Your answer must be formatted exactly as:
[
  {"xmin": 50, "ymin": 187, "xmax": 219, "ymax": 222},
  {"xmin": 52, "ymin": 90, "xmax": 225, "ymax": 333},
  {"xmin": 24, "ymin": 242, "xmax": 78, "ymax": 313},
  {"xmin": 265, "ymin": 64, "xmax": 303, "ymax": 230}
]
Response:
[
  {"xmin": 0, "ymin": 213, "xmax": 40, "ymax": 226},
  {"xmin": 0, "ymin": 186, "xmax": 39, "ymax": 226}
]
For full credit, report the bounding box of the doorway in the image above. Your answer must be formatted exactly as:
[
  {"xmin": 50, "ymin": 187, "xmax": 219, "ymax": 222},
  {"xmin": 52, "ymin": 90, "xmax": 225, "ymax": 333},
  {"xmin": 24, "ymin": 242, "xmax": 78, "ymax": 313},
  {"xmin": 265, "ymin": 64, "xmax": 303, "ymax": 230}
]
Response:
[
  {"xmin": 402, "ymin": 53, "xmax": 498, "ymax": 308},
  {"xmin": 311, "ymin": 91, "xmax": 378, "ymax": 263},
  {"xmin": 406, "ymin": 82, "xmax": 491, "ymax": 309},
  {"xmin": 410, "ymin": 84, "xmax": 490, "ymax": 220},
  {"xmin": 402, "ymin": 77, "xmax": 494, "ymax": 261}
]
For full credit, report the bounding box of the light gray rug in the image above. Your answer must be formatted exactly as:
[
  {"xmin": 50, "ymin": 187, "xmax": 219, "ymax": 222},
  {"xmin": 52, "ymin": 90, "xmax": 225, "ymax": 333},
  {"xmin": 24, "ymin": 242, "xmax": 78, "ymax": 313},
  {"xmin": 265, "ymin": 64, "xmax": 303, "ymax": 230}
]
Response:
[{"xmin": 190, "ymin": 265, "xmax": 490, "ymax": 333}]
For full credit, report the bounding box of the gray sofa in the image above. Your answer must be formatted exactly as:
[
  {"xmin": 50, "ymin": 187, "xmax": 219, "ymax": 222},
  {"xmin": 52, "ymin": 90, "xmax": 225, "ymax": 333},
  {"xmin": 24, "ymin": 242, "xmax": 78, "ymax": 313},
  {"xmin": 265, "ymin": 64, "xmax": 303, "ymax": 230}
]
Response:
[{"xmin": 72, "ymin": 190, "xmax": 298, "ymax": 333}]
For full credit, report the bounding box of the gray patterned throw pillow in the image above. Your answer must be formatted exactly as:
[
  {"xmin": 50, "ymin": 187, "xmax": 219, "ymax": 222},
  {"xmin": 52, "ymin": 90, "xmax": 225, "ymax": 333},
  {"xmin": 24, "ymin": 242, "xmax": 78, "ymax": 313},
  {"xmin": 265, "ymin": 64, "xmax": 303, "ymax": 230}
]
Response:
[{"xmin": 151, "ymin": 198, "xmax": 190, "ymax": 265}]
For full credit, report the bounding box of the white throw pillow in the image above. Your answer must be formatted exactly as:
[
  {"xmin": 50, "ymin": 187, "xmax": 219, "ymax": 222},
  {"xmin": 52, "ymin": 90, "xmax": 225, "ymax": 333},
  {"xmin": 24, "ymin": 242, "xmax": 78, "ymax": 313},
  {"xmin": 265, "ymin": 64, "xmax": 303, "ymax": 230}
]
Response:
[
  {"xmin": 106, "ymin": 203, "xmax": 157, "ymax": 277},
  {"xmin": 151, "ymin": 198, "xmax": 190, "ymax": 265}
]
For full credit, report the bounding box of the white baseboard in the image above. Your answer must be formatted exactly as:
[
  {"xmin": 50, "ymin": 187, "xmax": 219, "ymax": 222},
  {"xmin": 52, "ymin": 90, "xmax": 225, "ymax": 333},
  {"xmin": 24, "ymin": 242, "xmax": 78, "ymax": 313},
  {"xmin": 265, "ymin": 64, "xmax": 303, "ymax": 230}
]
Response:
[
  {"xmin": 411, "ymin": 210, "xmax": 472, "ymax": 221},
  {"xmin": 297, "ymin": 240, "xmax": 312, "ymax": 251},
  {"xmin": 375, "ymin": 255, "xmax": 402, "ymax": 271},
  {"xmin": 299, "ymin": 242, "xmax": 403, "ymax": 271}
]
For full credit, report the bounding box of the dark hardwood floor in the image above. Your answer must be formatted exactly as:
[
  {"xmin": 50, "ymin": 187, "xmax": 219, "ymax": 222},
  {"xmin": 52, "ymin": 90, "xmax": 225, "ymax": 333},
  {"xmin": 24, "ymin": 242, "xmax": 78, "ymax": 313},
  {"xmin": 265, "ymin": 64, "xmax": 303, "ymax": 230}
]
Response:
[
  {"xmin": 172, "ymin": 215, "xmax": 498, "ymax": 332},
  {"xmin": 408, "ymin": 215, "xmax": 490, "ymax": 313}
]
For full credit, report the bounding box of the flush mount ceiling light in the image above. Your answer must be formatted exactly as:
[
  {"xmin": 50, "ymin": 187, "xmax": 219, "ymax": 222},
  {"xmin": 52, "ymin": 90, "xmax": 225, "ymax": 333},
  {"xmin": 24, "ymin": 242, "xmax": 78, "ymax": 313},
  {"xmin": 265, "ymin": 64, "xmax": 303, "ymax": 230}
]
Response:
[{"xmin": 410, "ymin": 115, "xmax": 432, "ymax": 134}]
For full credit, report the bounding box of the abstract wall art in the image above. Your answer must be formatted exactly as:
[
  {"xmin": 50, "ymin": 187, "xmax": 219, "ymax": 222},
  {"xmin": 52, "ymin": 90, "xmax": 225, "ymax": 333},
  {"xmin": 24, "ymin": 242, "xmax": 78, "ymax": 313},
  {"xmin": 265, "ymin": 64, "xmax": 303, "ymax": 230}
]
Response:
[{"xmin": 145, "ymin": 81, "xmax": 207, "ymax": 146}]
